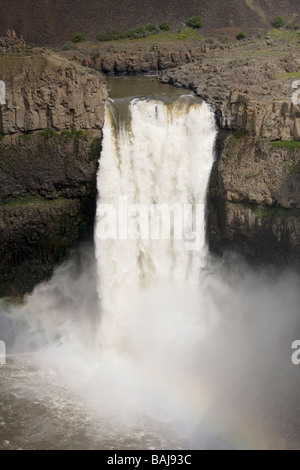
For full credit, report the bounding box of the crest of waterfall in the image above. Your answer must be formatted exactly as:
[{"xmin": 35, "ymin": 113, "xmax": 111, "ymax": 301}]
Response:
[{"xmin": 95, "ymin": 98, "xmax": 217, "ymax": 349}]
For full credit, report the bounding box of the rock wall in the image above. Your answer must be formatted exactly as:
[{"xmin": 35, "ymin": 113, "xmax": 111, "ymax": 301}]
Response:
[
  {"xmin": 0, "ymin": 51, "xmax": 107, "ymax": 296},
  {"xmin": 207, "ymin": 133, "xmax": 300, "ymax": 267},
  {"xmin": 0, "ymin": 52, "xmax": 105, "ymax": 134},
  {"xmin": 93, "ymin": 44, "xmax": 206, "ymax": 75}
]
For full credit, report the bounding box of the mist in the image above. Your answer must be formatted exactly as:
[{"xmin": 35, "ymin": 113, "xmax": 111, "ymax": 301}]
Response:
[{"xmin": 0, "ymin": 244, "xmax": 299, "ymax": 450}]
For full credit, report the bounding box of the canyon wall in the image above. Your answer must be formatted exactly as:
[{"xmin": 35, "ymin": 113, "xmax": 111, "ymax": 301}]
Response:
[
  {"xmin": 208, "ymin": 133, "xmax": 300, "ymax": 266},
  {"xmin": 0, "ymin": 51, "xmax": 107, "ymax": 296}
]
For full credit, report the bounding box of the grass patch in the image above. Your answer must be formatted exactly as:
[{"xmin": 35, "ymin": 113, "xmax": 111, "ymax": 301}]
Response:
[
  {"xmin": 268, "ymin": 28, "xmax": 299, "ymax": 42},
  {"xmin": 0, "ymin": 194, "xmax": 45, "ymax": 207},
  {"xmin": 39, "ymin": 127, "xmax": 57, "ymax": 138},
  {"xmin": 20, "ymin": 132, "xmax": 32, "ymax": 140},
  {"xmin": 97, "ymin": 26, "xmax": 201, "ymax": 43},
  {"xmin": 38, "ymin": 128, "xmax": 89, "ymax": 140},
  {"xmin": 234, "ymin": 201, "xmax": 300, "ymax": 224},
  {"xmin": 256, "ymin": 206, "xmax": 300, "ymax": 223},
  {"xmin": 233, "ymin": 129, "xmax": 249, "ymax": 140},
  {"xmin": 271, "ymin": 140, "xmax": 300, "ymax": 150},
  {"xmin": 230, "ymin": 129, "xmax": 250, "ymax": 148},
  {"xmin": 276, "ymin": 71, "xmax": 300, "ymax": 80},
  {"xmin": 97, "ymin": 24, "xmax": 160, "ymax": 42},
  {"xmin": 245, "ymin": 49, "xmax": 286, "ymax": 58},
  {"xmin": 60, "ymin": 129, "xmax": 89, "ymax": 140}
]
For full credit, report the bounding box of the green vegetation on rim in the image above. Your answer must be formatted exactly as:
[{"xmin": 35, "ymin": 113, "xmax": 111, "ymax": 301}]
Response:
[
  {"xmin": 0, "ymin": 194, "xmax": 47, "ymax": 207},
  {"xmin": 97, "ymin": 24, "xmax": 162, "ymax": 42},
  {"xmin": 256, "ymin": 206, "xmax": 300, "ymax": 224},
  {"xmin": 38, "ymin": 127, "xmax": 57, "ymax": 138},
  {"xmin": 186, "ymin": 16, "xmax": 202, "ymax": 29},
  {"xmin": 272, "ymin": 16, "xmax": 285, "ymax": 29},
  {"xmin": 234, "ymin": 201, "xmax": 300, "ymax": 224},
  {"xmin": 72, "ymin": 33, "xmax": 86, "ymax": 43},
  {"xmin": 38, "ymin": 128, "xmax": 89, "ymax": 141},
  {"xmin": 233, "ymin": 129, "xmax": 249, "ymax": 140},
  {"xmin": 276, "ymin": 71, "xmax": 300, "ymax": 80},
  {"xmin": 159, "ymin": 22, "xmax": 170, "ymax": 32},
  {"xmin": 236, "ymin": 31, "xmax": 247, "ymax": 40},
  {"xmin": 96, "ymin": 24, "xmax": 202, "ymax": 43},
  {"xmin": 271, "ymin": 141, "xmax": 300, "ymax": 150}
]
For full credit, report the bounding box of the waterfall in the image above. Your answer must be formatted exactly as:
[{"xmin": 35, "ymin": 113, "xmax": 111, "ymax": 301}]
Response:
[
  {"xmin": 95, "ymin": 97, "xmax": 217, "ymax": 350},
  {"xmin": 1, "ymin": 83, "xmax": 299, "ymax": 450}
]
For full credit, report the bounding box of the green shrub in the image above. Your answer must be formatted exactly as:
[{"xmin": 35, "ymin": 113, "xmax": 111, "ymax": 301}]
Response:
[
  {"xmin": 186, "ymin": 16, "xmax": 202, "ymax": 29},
  {"xmin": 20, "ymin": 132, "xmax": 31, "ymax": 140},
  {"xmin": 145, "ymin": 24, "xmax": 158, "ymax": 33},
  {"xmin": 233, "ymin": 129, "xmax": 249, "ymax": 140},
  {"xmin": 61, "ymin": 43, "xmax": 71, "ymax": 51},
  {"xmin": 159, "ymin": 22, "xmax": 170, "ymax": 32},
  {"xmin": 72, "ymin": 33, "xmax": 86, "ymax": 43},
  {"xmin": 272, "ymin": 16, "xmax": 285, "ymax": 29},
  {"xmin": 0, "ymin": 133, "xmax": 4, "ymax": 140},
  {"xmin": 236, "ymin": 31, "xmax": 247, "ymax": 40},
  {"xmin": 271, "ymin": 140, "xmax": 300, "ymax": 150},
  {"xmin": 39, "ymin": 127, "xmax": 57, "ymax": 138}
]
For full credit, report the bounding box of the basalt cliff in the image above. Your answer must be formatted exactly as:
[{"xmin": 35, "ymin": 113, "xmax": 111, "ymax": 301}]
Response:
[{"xmin": 0, "ymin": 49, "xmax": 106, "ymax": 295}]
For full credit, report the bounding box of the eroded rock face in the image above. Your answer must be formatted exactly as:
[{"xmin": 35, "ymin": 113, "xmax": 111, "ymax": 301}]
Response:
[
  {"xmin": 0, "ymin": 51, "xmax": 107, "ymax": 296},
  {"xmin": 94, "ymin": 44, "xmax": 206, "ymax": 75},
  {"xmin": 0, "ymin": 132, "xmax": 101, "ymax": 201},
  {"xmin": 0, "ymin": 52, "xmax": 106, "ymax": 134}
]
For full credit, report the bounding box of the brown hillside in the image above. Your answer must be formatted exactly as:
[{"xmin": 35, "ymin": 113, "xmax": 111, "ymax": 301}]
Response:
[{"xmin": 0, "ymin": 0, "xmax": 300, "ymax": 45}]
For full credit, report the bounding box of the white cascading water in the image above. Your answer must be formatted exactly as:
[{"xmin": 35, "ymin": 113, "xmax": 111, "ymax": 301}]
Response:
[
  {"xmin": 95, "ymin": 98, "xmax": 217, "ymax": 351},
  {"xmin": 1, "ymin": 89, "xmax": 300, "ymax": 449}
]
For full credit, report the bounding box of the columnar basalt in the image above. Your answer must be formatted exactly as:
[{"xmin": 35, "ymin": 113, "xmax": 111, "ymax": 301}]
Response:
[{"xmin": 0, "ymin": 51, "xmax": 107, "ymax": 296}]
